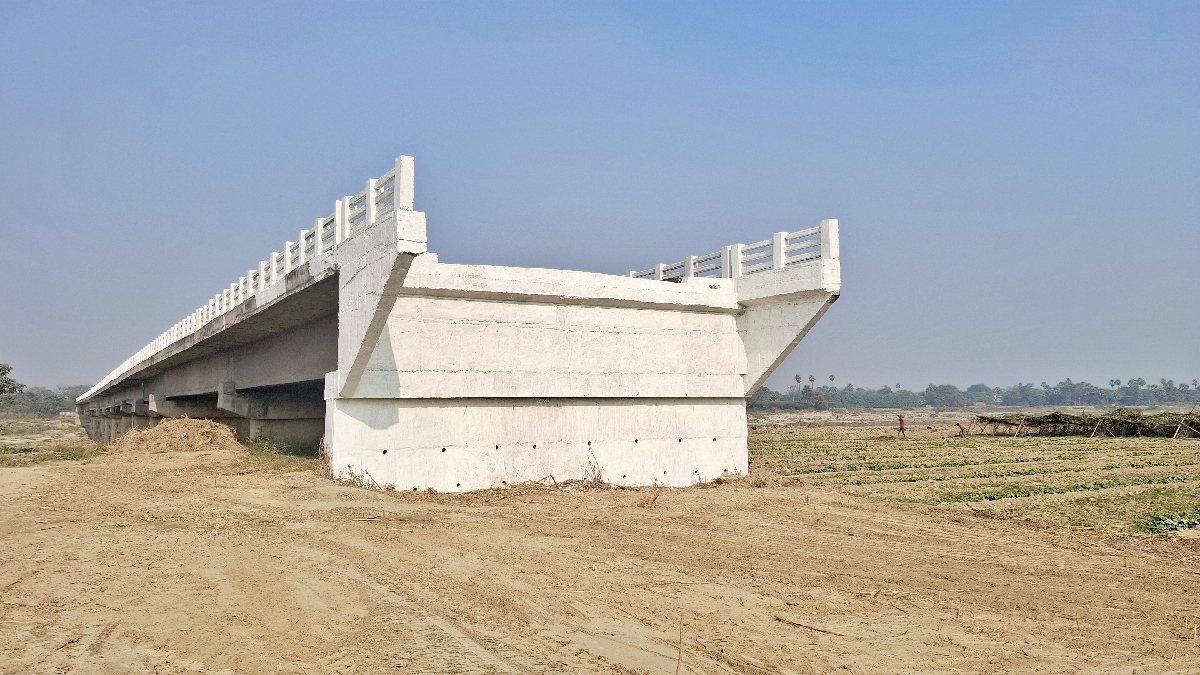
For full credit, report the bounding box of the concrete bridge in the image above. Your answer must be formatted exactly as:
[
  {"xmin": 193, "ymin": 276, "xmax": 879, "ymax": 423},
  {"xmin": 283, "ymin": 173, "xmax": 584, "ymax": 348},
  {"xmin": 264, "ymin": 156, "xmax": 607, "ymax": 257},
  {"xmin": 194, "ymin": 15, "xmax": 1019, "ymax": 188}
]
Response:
[{"xmin": 78, "ymin": 155, "xmax": 841, "ymax": 491}]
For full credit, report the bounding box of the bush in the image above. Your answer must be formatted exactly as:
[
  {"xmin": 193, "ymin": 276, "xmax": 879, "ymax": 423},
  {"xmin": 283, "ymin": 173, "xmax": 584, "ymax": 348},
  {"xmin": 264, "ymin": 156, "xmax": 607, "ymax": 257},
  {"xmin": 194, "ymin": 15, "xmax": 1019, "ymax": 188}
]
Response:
[
  {"xmin": 802, "ymin": 385, "xmax": 829, "ymax": 410},
  {"xmin": 924, "ymin": 384, "xmax": 967, "ymax": 407},
  {"xmin": 1136, "ymin": 507, "xmax": 1200, "ymax": 534}
]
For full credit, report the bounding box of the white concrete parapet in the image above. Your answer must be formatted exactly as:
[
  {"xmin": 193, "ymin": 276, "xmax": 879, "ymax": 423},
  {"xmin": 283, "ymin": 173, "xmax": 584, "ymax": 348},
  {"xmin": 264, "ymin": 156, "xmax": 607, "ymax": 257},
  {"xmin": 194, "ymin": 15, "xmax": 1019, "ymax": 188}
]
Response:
[
  {"xmin": 77, "ymin": 155, "xmax": 417, "ymax": 404},
  {"xmin": 628, "ymin": 219, "xmax": 839, "ymax": 281}
]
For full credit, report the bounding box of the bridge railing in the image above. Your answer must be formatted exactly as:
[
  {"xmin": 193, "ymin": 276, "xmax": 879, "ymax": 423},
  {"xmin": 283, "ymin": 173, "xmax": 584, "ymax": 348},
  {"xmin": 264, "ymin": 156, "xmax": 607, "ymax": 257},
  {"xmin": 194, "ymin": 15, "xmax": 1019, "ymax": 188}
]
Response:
[
  {"xmin": 79, "ymin": 155, "xmax": 418, "ymax": 403},
  {"xmin": 627, "ymin": 219, "xmax": 839, "ymax": 281}
]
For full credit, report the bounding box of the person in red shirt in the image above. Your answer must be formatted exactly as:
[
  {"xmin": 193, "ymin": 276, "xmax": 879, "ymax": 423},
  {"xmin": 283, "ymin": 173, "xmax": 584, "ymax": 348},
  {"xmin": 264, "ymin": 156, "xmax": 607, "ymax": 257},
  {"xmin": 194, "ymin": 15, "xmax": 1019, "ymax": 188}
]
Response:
[{"xmin": 897, "ymin": 414, "xmax": 906, "ymax": 439}]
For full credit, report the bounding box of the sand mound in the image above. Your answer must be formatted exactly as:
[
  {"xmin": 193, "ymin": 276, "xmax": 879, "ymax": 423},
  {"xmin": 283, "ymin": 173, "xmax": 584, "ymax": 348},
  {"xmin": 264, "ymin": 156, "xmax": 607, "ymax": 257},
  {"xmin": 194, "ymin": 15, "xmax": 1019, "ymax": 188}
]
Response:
[{"xmin": 108, "ymin": 417, "xmax": 245, "ymax": 454}]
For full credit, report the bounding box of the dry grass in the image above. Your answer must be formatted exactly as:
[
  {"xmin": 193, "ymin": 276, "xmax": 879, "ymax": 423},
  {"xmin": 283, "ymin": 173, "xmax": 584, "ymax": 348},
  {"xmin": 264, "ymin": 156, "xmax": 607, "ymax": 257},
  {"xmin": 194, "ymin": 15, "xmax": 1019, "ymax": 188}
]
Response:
[{"xmin": 0, "ymin": 415, "xmax": 98, "ymax": 467}]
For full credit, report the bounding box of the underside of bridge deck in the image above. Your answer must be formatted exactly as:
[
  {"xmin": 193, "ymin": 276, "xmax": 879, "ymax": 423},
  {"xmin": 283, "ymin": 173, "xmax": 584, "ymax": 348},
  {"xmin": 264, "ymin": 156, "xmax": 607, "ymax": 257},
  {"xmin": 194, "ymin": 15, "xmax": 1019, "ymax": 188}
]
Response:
[{"xmin": 79, "ymin": 275, "xmax": 339, "ymax": 447}]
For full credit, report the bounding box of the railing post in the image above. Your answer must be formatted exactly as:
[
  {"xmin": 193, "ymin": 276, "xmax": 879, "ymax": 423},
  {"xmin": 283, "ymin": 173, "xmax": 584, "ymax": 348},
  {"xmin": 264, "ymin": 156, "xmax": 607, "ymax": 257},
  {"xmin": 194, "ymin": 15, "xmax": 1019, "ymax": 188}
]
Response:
[
  {"xmin": 314, "ymin": 219, "xmax": 326, "ymax": 254},
  {"xmin": 284, "ymin": 242, "xmax": 294, "ymax": 274},
  {"xmin": 772, "ymin": 231, "xmax": 787, "ymax": 270},
  {"xmin": 335, "ymin": 198, "xmax": 348, "ymax": 243},
  {"xmin": 246, "ymin": 270, "xmax": 257, "ymax": 297},
  {"xmin": 654, "ymin": 263, "xmax": 665, "ymax": 281},
  {"xmin": 366, "ymin": 179, "xmax": 378, "ymax": 225},
  {"xmin": 723, "ymin": 244, "xmax": 743, "ymax": 278},
  {"xmin": 820, "ymin": 219, "xmax": 839, "ymax": 260},
  {"xmin": 298, "ymin": 230, "xmax": 308, "ymax": 264},
  {"xmin": 684, "ymin": 255, "xmax": 696, "ymax": 278},
  {"xmin": 395, "ymin": 155, "xmax": 415, "ymax": 211}
]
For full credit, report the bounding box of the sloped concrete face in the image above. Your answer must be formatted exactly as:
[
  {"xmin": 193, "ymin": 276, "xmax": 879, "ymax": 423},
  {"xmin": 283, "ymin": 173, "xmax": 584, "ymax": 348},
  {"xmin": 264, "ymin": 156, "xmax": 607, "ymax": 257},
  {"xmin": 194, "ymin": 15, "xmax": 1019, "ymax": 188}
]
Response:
[{"xmin": 78, "ymin": 154, "xmax": 841, "ymax": 490}]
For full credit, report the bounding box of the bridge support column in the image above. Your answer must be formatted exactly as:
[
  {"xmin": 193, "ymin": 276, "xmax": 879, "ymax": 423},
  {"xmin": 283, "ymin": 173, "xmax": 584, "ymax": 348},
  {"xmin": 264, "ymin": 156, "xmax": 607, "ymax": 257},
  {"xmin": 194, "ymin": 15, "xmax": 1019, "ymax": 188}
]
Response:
[{"xmin": 216, "ymin": 382, "xmax": 325, "ymax": 451}]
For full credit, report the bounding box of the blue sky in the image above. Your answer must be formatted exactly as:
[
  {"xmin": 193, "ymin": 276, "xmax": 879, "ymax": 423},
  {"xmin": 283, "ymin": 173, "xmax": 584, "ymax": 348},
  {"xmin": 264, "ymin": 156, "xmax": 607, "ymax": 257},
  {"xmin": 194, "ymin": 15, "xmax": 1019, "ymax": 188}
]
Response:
[{"xmin": 1, "ymin": 1, "xmax": 1196, "ymax": 391}]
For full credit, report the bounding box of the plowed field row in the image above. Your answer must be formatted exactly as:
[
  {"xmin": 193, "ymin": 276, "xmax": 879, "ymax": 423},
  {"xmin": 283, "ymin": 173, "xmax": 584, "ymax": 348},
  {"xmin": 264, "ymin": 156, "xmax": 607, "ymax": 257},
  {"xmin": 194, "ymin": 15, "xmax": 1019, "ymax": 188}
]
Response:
[{"xmin": 750, "ymin": 424, "xmax": 1200, "ymax": 529}]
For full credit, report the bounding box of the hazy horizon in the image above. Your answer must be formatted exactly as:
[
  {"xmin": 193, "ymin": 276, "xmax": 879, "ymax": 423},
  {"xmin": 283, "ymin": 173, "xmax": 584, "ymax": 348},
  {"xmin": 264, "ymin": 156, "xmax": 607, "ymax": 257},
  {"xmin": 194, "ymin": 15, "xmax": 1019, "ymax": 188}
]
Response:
[{"xmin": 2, "ymin": 2, "xmax": 1196, "ymax": 390}]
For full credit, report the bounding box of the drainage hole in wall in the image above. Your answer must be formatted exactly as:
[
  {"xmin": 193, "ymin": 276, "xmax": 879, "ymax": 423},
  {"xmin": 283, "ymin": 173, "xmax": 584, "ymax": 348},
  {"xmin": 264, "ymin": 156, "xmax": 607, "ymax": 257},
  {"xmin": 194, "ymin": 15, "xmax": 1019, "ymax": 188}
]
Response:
[
  {"xmin": 502, "ymin": 480, "xmax": 507, "ymax": 485},
  {"xmin": 495, "ymin": 444, "xmax": 499, "ymax": 449},
  {"xmin": 634, "ymin": 439, "xmax": 638, "ymax": 443},
  {"xmin": 533, "ymin": 444, "xmax": 537, "ymax": 449},
  {"xmin": 382, "ymin": 449, "xmax": 387, "ymax": 455},
  {"xmin": 663, "ymin": 471, "xmax": 667, "ymax": 475},
  {"xmin": 587, "ymin": 440, "xmax": 591, "ymax": 446},
  {"xmin": 678, "ymin": 438, "xmax": 681, "ymax": 442},
  {"xmin": 713, "ymin": 437, "xmax": 717, "ymax": 442},
  {"xmin": 412, "ymin": 487, "xmax": 417, "ymax": 492},
  {"xmin": 441, "ymin": 447, "xmax": 446, "ymax": 452},
  {"xmin": 456, "ymin": 483, "xmax": 460, "ymax": 487}
]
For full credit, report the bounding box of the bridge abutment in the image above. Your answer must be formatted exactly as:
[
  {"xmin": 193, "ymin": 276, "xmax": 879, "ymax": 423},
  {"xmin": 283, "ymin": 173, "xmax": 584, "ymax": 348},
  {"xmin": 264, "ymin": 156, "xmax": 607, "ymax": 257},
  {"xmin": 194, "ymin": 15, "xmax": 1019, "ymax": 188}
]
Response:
[{"xmin": 79, "ymin": 154, "xmax": 841, "ymax": 490}]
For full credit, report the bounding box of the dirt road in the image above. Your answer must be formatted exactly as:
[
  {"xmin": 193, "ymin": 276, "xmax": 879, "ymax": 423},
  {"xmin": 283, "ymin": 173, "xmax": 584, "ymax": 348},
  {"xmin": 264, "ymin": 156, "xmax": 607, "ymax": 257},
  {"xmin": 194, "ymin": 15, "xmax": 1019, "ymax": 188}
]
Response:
[{"xmin": 3, "ymin": 419, "xmax": 1199, "ymax": 674}]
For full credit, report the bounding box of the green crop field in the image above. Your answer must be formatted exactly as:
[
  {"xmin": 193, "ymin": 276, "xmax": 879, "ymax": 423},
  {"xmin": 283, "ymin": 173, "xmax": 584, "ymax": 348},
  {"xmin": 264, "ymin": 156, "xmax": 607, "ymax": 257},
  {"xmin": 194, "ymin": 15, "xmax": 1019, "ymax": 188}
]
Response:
[{"xmin": 749, "ymin": 422, "xmax": 1200, "ymax": 533}]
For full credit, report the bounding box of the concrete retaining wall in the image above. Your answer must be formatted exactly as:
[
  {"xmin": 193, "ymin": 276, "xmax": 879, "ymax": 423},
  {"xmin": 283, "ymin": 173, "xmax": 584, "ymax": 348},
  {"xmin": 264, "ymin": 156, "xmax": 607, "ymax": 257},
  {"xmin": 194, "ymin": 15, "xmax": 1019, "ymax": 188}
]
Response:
[{"xmin": 326, "ymin": 396, "xmax": 747, "ymax": 492}]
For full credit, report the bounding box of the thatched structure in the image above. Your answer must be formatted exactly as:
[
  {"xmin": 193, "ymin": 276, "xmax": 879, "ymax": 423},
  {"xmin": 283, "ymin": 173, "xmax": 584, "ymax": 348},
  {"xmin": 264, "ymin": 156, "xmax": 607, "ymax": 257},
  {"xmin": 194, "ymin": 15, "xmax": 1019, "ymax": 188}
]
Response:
[{"xmin": 975, "ymin": 408, "xmax": 1200, "ymax": 438}]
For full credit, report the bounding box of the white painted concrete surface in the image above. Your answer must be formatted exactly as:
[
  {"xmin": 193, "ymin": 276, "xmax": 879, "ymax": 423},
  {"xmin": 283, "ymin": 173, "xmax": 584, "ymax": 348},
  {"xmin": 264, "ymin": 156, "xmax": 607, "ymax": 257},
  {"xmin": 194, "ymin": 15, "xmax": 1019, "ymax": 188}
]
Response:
[
  {"xmin": 78, "ymin": 153, "xmax": 842, "ymax": 492},
  {"xmin": 325, "ymin": 394, "xmax": 748, "ymax": 492}
]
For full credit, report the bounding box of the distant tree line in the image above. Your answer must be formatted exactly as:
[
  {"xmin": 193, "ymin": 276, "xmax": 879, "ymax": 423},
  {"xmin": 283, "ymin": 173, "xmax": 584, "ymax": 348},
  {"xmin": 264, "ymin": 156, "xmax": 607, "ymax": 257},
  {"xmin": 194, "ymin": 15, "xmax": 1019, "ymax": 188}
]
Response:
[
  {"xmin": 0, "ymin": 385, "xmax": 90, "ymax": 416},
  {"xmin": 0, "ymin": 363, "xmax": 88, "ymax": 416},
  {"xmin": 751, "ymin": 377, "xmax": 1200, "ymax": 410}
]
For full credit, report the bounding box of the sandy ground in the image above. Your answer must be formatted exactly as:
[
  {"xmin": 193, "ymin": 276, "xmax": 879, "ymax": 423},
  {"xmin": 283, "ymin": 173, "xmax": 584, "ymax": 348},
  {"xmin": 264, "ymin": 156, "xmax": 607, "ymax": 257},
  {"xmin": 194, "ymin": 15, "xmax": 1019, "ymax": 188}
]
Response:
[{"xmin": 3, "ymin": 418, "xmax": 1200, "ymax": 674}]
